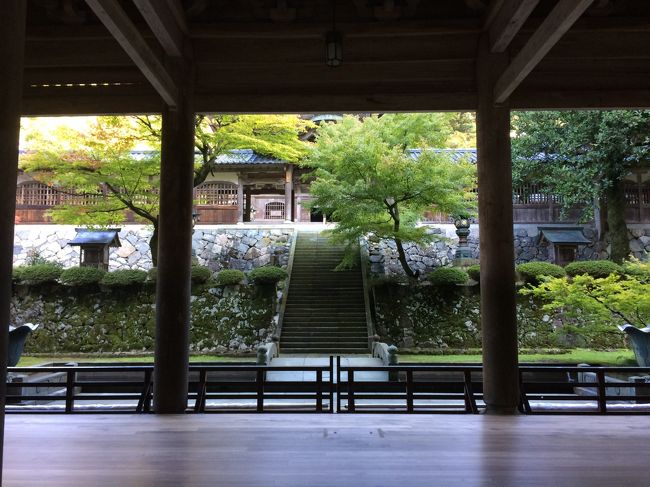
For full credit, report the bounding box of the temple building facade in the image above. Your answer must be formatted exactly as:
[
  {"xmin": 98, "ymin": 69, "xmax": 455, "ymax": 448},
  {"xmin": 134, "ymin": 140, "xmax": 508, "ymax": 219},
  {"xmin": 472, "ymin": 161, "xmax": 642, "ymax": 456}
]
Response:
[{"xmin": 16, "ymin": 148, "xmax": 650, "ymax": 226}]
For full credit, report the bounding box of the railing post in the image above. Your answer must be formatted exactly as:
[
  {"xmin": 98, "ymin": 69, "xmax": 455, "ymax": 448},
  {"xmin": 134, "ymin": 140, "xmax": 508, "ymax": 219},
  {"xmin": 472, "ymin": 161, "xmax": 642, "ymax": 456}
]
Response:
[
  {"xmin": 137, "ymin": 369, "xmax": 153, "ymax": 413},
  {"xmin": 406, "ymin": 370, "xmax": 414, "ymax": 413},
  {"xmin": 463, "ymin": 370, "xmax": 479, "ymax": 414},
  {"xmin": 194, "ymin": 369, "xmax": 207, "ymax": 413},
  {"xmin": 518, "ymin": 369, "xmax": 531, "ymax": 414},
  {"xmin": 336, "ymin": 356, "xmax": 341, "ymax": 414},
  {"xmin": 316, "ymin": 370, "xmax": 323, "ymax": 413},
  {"xmin": 65, "ymin": 370, "xmax": 75, "ymax": 413},
  {"xmin": 329, "ymin": 356, "xmax": 335, "ymax": 413},
  {"xmin": 256, "ymin": 369, "xmax": 265, "ymax": 413},
  {"xmin": 597, "ymin": 369, "xmax": 607, "ymax": 414},
  {"xmin": 348, "ymin": 369, "xmax": 355, "ymax": 413}
]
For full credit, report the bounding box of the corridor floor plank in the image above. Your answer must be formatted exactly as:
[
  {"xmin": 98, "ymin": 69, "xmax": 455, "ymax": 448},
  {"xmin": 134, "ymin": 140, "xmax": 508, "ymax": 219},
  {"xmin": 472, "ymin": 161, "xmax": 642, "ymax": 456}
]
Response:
[{"xmin": 4, "ymin": 414, "xmax": 648, "ymax": 486}]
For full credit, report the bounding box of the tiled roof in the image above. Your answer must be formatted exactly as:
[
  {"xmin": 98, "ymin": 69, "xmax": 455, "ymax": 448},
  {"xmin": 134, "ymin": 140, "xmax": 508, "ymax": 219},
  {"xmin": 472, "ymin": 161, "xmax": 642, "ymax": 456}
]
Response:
[
  {"xmin": 68, "ymin": 228, "xmax": 122, "ymax": 247},
  {"xmin": 408, "ymin": 148, "xmax": 477, "ymax": 163},
  {"xmin": 536, "ymin": 226, "xmax": 591, "ymax": 245},
  {"xmin": 213, "ymin": 149, "xmax": 283, "ymax": 165}
]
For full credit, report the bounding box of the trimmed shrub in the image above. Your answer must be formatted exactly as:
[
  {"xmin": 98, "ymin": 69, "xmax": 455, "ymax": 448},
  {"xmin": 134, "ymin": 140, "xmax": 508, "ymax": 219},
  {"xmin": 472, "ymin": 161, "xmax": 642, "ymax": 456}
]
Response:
[
  {"xmin": 621, "ymin": 260, "xmax": 650, "ymax": 282},
  {"xmin": 516, "ymin": 262, "xmax": 566, "ymax": 285},
  {"xmin": 216, "ymin": 269, "xmax": 245, "ymax": 286},
  {"xmin": 191, "ymin": 265, "xmax": 212, "ymax": 284},
  {"xmin": 146, "ymin": 267, "xmax": 157, "ymax": 282},
  {"xmin": 248, "ymin": 266, "xmax": 288, "ymax": 284},
  {"xmin": 12, "ymin": 266, "xmax": 27, "ymax": 282},
  {"xmin": 466, "ymin": 264, "xmax": 480, "ymax": 282},
  {"xmin": 100, "ymin": 269, "xmax": 148, "ymax": 287},
  {"xmin": 59, "ymin": 266, "xmax": 106, "ymax": 286},
  {"xmin": 426, "ymin": 267, "xmax": 468, "ymax": 286},
  {"xmin": 565, "ymin": 260, "xmax": 622, "ymax": 278},
  {"xmin": 15, "ymin": 263, "xmax": 63, "ymax": 285}
]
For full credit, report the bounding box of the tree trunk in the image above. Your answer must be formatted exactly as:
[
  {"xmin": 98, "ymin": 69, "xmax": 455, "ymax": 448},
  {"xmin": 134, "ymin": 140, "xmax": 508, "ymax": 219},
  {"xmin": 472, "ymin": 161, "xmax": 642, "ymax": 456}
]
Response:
[
  {"xmin": 149, "ymin": 223, "xmax": 159, "ymax": 266},
  {"xmin": 606, "ymin": 180, "xmax": 630, "ymax": 263},
  {"xmin": 394, "ymin": 237, "xmax": 416, "ymax": 279},
  {"xmin": 389, "ymin": 202, "xmax": 417, "ymax": 279}
]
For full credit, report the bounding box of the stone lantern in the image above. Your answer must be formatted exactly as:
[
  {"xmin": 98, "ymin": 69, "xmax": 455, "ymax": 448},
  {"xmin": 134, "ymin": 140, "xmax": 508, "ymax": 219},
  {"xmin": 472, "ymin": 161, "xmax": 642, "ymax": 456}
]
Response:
[{"xmin": 453, "ymin": 216, "xmax": 473, "ymax": 265}]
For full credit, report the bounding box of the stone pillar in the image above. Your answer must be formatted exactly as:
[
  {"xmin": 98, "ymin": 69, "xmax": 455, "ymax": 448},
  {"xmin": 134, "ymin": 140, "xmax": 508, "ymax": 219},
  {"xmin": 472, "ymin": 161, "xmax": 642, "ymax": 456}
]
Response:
[
  {"xmin": 0, "ymin": 1, "xmax": 26, "ymax": 475},
  {"xmin": 284, "ymin": 164, "xmax": 294, "ymax": 222},
  {"xmin": 154, "ymin": 88, "xmax": 195, "ymax": 413},
  {"xmin": 476, "ymin": 35, "xmax": 519, "ymax": 414},
  {"xmin": 237, "ymin": 176, "xmax": 244, "ymax": 224}
]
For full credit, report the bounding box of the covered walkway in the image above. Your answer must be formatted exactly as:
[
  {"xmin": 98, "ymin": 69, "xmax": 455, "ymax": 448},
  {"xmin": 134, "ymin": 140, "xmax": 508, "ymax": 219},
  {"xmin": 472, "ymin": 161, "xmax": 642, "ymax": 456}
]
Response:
[{"xmin": 6, "ymin": 414, "xmax": 649, "ymax": 486}]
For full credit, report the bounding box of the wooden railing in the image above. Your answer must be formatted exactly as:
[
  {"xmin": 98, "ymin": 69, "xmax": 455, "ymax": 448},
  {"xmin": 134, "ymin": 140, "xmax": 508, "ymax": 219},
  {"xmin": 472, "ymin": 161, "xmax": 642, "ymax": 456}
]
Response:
[
  {"xmin": 7, "ymin": 361, "xmax": 334, "ymax": 414},
  {"xmin": 336, "ymin": 359, "xmax": 482, "ymax": 414},
  {"xmin": 6, "ymin": 361, "xmax": 650, "ymax": 415},
  {"xmin": 336, "ymin": 361, "xmax": 650, "ymax": 414}
]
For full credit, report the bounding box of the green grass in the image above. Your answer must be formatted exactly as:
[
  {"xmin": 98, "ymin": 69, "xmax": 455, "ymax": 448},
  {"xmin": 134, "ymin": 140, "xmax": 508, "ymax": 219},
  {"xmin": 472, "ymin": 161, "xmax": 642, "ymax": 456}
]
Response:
[
  {"xmin": 16, "ymin": 354, "xmax": 253, "ymax": 367},
  {"xmin": 17, "ymin": 349, "xmax": 637, "ymax": 367},
  {"xmin": 400, "ymin": 349, "xmax": 636, "ymax": 366}
]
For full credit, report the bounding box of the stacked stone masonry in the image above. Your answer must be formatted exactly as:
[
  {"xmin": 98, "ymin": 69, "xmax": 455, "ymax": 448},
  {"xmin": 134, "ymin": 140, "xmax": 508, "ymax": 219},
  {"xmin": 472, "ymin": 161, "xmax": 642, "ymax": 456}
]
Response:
[
  {"xmin": 12, "ymin": 224, "xmax": 650, "ymax": 276},
  {"xmin": 13, "ymin": 225, "xmax": 293, "ymax": 271}
]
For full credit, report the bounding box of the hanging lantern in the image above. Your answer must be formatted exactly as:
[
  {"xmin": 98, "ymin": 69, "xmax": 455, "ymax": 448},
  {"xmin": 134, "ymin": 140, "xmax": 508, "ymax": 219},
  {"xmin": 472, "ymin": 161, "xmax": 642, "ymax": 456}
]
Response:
[{"xmin": 325, "ymin": 30, "xmax": 343, "ymax": 67}]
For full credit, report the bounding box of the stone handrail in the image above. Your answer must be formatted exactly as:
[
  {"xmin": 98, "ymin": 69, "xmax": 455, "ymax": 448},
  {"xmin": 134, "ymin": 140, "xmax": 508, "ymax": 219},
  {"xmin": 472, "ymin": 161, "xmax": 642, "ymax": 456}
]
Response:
[
  {"xmin": 372, "ymin": 341, "xmax": 398, "ymax": 366},
  {"xmin": 359, "ymin": 238, "xmax": 377, "ymax": 350},
  {"xmin": 274, "ymin": 228, "xmax": 298, "ymax": 340},
  {"xmin": 256, "ymin": 340, "xmax": 279, "ymax": 365}
]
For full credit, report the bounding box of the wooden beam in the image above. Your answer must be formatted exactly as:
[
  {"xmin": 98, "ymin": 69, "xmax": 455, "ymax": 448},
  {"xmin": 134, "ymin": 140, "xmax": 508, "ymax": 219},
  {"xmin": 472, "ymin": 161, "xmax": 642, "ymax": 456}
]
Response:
[
  {"xmin": 494, "ymin": 0, "xmax": 594, "ymax": 103},
  {"xmin": 84, "ymin": 0, "xmax": 178, "ymax": 106},
  {"xmin": 476, "ymin": 33, "xmax": 519, "ymax": 415},
  {"xmin": 482, "ymin": 0, "xmax": 505, "ymax": 30},
  {"xmin": 489, "ymin": 0, "xmax": 539, "ymax": 52},
  {"xmin": 133, "ymin": 0, "xmax": 184, "ymax": 58},
  {"xmin": 0, "ymin": 2, "xmax": 27, "ymax": 482},
  {"xmin": 154, "ymin": 73, "xmax": 195, "ymax": 413}
]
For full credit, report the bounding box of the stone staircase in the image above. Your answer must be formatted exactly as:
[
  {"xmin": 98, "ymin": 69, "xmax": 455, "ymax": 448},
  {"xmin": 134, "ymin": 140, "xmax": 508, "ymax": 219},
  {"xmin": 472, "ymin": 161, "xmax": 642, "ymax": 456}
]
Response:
[{"xmin": 280, "ymin": 231, "xmax": 369, "ymax": 354}]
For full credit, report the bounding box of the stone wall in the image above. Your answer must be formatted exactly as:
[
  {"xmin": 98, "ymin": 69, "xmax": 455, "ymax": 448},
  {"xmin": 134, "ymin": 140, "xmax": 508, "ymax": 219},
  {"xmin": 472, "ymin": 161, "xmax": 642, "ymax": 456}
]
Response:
[
  {"xmin": 192, "ymin": 227, "xmax": 293, "ymax": 271},
  {"xmin": 10, "ymin": 284, "xmax": 279, "ymax": 354},
  {"xmin": 13, "ymin": 223, "xmax": 650, "ymax": 278},
  {"xmin": 367, "ymin": 223, "xmax": 650, "ymax": 277},
  {"xmin": 366, "ymin": 225, "xmax": 479, "ymax": 276},
  {"xmin": 13, "ymin": 225, "xmax": 294, "ymax": 271}
]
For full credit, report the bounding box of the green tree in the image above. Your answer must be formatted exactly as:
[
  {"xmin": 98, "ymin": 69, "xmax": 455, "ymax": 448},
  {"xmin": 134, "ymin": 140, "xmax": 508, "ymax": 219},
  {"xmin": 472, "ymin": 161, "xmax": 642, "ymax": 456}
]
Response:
[
  {"xmin": 511, "ymin": 110, "xmax": 650, "ymax": 262},
  {"xmin": 21, "ymin": 115, "xmax": 311, "ymax": 265},
  {"xmin": 303, "ymin": 114, "xmax": 476, "ymax": 279},
  {"xmin": 520, "ymin": 259, "xmax": 650, "ymax": 329},
  {"xmin": 136, "ymin": 114, "xmax": 312, "ymax": 186}
]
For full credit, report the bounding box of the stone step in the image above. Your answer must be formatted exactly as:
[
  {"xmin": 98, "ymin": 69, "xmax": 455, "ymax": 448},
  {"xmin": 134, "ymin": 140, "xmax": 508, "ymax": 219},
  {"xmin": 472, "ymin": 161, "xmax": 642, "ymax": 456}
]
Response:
[
  {"xmin": 281, "ymin": 330, "xmax": 368, "ymax": 337},
  {"xmin": 281, "ymin": 347, "xmax": 370, "ymax": 354},
  {"xmin": 282, "ymin": 335, "xmax": 368, "ymax": 347}
]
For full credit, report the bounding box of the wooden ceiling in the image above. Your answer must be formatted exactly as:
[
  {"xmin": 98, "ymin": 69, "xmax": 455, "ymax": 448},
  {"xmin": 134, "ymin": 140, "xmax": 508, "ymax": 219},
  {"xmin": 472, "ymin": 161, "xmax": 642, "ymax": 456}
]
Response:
[{"xmin": 20, "ymin": 0, "xmax": 650, "ymax": 115}]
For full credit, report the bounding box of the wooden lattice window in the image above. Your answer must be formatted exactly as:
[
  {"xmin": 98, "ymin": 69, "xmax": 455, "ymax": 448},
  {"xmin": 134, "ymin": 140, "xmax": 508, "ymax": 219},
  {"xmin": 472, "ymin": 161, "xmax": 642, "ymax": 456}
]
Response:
[
  {"xmin": 194, "ymin": 182, "xmax": 238, "ymax": 206},
  {"xmin": 512, "ymin": 183, "xmax": 549, "ymax": 205},
  {"xmin": 16, "ymin": 182, "xmax": 60, "ymax": 206},
  {"xmin": 625, "ymin": 184, "xmax": 640, "ymax": 206},
  {"xmin": 643, "ymin": 184, "xmax": 650, "ymax": 206},
  {"xmin": 265, "ymin": 201, "xmax": 285, "ymax": 220}
]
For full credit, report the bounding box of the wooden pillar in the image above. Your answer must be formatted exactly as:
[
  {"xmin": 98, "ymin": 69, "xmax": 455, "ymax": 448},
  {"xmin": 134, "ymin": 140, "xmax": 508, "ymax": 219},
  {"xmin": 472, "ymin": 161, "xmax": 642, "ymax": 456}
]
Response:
[
  {"xmin": 476, "ymin": 35, "xmax": 519, "ymax": 414},
  {"xmin": 237, "ymin": 176, "xmax": 244, "ymax": 223},
  {"xmin": 245, "ymin": 187, "xmax": 252, "ymax": 222},
  {"xmin": 154, "ymin": 91, "xmax": 195, "ymax": 413},
  {"xmin": 0, "ymin": 1, "xmax": 27, "ymax": 476},
  {"xmin": 284, "ymin": 165, "xmax": 294, "ymax": 222}
]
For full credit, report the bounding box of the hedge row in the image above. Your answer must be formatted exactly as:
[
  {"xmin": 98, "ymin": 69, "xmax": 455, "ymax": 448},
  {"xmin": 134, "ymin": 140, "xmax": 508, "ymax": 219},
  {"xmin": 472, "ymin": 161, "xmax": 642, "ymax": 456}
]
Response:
[{"xmin": 13, "ymin": 263, "xmax": 287, "ymax": 288}]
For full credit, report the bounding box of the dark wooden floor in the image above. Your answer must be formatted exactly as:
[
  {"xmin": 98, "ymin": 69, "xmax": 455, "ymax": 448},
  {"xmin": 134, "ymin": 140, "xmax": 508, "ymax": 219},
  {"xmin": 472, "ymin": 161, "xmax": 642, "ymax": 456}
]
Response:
[{"xmin": 4, "ymin": 414, "xmax": 649, "ymax": 486}]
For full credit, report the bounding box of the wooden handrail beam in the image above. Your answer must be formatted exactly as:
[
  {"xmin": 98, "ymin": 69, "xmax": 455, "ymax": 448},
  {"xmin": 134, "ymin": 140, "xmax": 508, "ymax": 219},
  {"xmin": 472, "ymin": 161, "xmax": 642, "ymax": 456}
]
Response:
[
  {"xmin": 494, "ymin": 0, "xmax": 594, "ymax": 103},
  {"xmin": 84, "ymin": 0, "xmax": 178, "ymax": 107}
]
